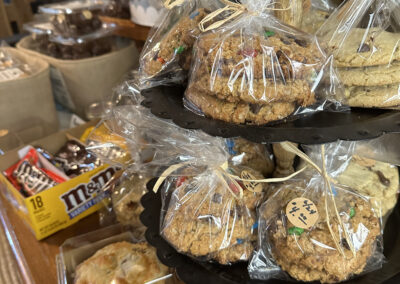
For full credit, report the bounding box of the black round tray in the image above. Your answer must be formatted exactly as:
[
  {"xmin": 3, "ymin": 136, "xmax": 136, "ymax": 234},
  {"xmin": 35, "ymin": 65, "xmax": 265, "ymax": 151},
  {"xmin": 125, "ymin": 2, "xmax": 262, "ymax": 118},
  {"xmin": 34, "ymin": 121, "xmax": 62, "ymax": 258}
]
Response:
[
  {"xmin": 141, "ymin": 86, "xmax": 400, "ymax": 144},
  {"xmin": 140, "ymin": 178, "xmax": 400, "ymax": 284}
]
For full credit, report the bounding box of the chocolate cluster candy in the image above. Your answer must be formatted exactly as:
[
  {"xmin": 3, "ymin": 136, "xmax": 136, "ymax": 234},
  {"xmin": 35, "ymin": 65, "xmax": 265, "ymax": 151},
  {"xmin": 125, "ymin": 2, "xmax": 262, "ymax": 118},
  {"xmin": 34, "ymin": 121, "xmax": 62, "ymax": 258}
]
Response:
[
  {"xmin": 39, "ymin": 0, "xmax": 107, "ymax": 37},
  {"xmin": 101, "ymin": 0, "xmax": 130, "ymax": 19},
  {"xmin": 45, "ymin": 36, "xmax": 113, "ymax": 60},
  {"xmin": 54, "ymin": 139, "xmax": 102, "ymax": 177},
  {"xmin": 50, "ymin": 10, "xmax": 103, "ymax": 36}
]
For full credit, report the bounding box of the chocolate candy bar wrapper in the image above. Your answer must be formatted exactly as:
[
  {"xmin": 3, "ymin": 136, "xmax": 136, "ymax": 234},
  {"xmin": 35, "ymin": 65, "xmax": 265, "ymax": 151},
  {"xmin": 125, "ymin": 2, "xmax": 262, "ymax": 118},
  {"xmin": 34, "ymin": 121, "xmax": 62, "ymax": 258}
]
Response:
[
  {"xmin": 54, "ymin": 139, "xmax": 102, "ymax": 178},
  {"xmin": 3, "ymin": 147, "xmax": 66, "ymax": 196},
  {"xmin": 14, "ymin": 161, "xmax": 57, "ymax": 196}
]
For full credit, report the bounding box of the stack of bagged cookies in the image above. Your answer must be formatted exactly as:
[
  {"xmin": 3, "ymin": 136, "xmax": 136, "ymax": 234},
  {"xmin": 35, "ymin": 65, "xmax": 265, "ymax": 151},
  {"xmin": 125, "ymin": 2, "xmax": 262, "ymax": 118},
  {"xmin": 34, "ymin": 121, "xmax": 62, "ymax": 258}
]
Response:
[
  {"xmin": 184, "ymin": 18, "xmax": 329, "ymax": 125},
  {"xmin": 332, "ymin": 28, "xmax": 400, "ymax": 108},
  {"xmin": 319, "ymin": 0, "xmax": 400, "ymax": 108}
]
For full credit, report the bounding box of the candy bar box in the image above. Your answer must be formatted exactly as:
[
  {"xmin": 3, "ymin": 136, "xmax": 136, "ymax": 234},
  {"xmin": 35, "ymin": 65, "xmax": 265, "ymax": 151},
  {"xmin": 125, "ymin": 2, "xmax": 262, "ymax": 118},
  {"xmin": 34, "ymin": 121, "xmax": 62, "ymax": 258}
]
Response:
[{"xmin": 0, "ymin": 122, "xmax": 118, "ymax": 240}]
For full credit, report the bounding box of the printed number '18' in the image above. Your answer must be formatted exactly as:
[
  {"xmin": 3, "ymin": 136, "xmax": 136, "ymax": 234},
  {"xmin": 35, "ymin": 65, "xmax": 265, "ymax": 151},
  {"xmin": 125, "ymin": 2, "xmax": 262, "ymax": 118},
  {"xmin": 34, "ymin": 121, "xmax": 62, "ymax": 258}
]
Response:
[{"xmin": 30, "ymin": 196, "xmax": 43, "ymax": 210}]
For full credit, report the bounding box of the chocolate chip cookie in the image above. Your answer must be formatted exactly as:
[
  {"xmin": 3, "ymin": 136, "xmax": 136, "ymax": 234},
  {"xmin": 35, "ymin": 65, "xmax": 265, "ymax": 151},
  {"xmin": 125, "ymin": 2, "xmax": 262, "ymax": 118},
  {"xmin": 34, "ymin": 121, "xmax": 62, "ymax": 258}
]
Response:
[
  {"xmin": 337, "ymin": 156, "xmax": 399, "ymax": 217},
  {"xmin": 338, "ymin": 61, "xmax": 400, "ymax": 87},
  {"xmin": 344, "ymin": 83, "xmax": 400, "ymax": 108},
  {"xmin": 328, "ymin": 28, "xmax": 400, "ymax": 68}
]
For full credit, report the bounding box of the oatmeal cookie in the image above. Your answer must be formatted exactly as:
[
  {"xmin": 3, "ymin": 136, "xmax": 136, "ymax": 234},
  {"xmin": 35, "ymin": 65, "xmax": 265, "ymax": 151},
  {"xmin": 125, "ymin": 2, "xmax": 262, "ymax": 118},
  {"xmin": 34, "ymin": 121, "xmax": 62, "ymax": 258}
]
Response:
[
  {"xmin": 264, "ymin": 187, "xmax": 381, "ymax": 283},
  {"xmin": 142, "ymin": 8, "xmax": 207, "ymax": 77},
  {"xmin": 337, "ymin": 156, "xmax": 399, "ymax": 217},
  {"xmin": 162, "ymin": 169, "xmax": 265, "ymax": 263},
  {"xmin": 196, "ymin": 31, "xmax": 324, "ymax": 81},
  {"xmin": 74, "ymin": 242, "xmax": 169, "ymax": 284},
  {"xmin": 185, "ymin": 87, "xmax": 296, "ymax": 125},
  {"xmin": 189, "ymin": 73, "xmax": 316, "ymax": 106},
  {"xmin": 212, "ymin": 241, "xmax": 254, "ymax": 265},
  {"xmin": 229, "ymin": 138, "xmax": 275, "ymax": 177}
]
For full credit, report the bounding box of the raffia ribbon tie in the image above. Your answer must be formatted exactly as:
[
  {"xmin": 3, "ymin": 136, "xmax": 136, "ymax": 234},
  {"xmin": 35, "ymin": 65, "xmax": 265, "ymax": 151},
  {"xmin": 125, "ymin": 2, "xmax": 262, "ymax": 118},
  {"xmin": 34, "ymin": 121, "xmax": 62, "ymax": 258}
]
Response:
[
  {"xmin": 280, "ymin": 142, "xmax": 356, "ymax": 258},
  {"xmin": 164, "ymin": 0, "xmax": 185, "ymax": 9},
  {"xmin": 153, "ymin": 142, "xmax": 307, "ymax": 200},
  {"xmin": 198, "ymin": 0, "xmax": 293, "ymax": 32}
]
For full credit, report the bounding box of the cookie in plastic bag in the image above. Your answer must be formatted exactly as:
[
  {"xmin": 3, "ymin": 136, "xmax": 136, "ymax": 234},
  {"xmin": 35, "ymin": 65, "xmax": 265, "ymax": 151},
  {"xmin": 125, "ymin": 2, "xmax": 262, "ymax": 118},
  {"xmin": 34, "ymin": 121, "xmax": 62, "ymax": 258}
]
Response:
[
  {"xmin": 318, "ymin": 0, "xmax": 400, "ymax": 108},
  {"xmin": 161, "ymin": 166, "xmax": 266, "ymax": 264},
  {"xmin": 112, "ymin": 173, "xmax": 152, "ymax": 237},
  {"xmin": 139, "ymin": 0, "xmax": 222, "ymax": 88},
  {"xmin": 249, "ymin": 142, "xmax": 384, "ymax": 283},
  {"xmin": 185, "ymin": 0, "xmax": 343, "ymax": 125},
  {"xmin": 226, "ymin": 138, "xmax": 274, "ymax": 177},
  {"xmin": 337, "ymin": 155, "xmax": 399, "ymax": 218},
  {"xmin": 249, "ymin": 183, "xmax": 382, "ymax": 283}
]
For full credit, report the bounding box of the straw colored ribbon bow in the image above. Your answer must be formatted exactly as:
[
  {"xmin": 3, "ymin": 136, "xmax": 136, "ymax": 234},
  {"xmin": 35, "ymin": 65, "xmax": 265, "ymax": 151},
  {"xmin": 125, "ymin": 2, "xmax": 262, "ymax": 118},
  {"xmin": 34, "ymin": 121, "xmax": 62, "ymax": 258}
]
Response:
[
  {"xmin": 280, "ymin": 142, "xmax": 356, "ymax": 258},
  {"xmin": 199, "ymin": 0, "xmax": 293, "ymax": 32},
  {"xmin": 153, "ymin": 153, "xmax": 307, "ymax": 199},
  {"xmin": 164, "ymin": 0, "xmax": 186, "ymax": 9}
]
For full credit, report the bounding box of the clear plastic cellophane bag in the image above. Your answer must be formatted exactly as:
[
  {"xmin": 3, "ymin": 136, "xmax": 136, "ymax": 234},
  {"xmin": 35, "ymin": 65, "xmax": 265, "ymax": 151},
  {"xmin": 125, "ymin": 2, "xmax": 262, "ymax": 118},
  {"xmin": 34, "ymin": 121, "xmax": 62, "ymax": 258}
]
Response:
[
  {"xmin": 138, "ymin": 0, "xmax": 222, "ymax": 89},
  {"xmin": 96, "ymin": 167, "xmax": 151, "ymax": 240},
  {"xmin": 226, "ymin": 137, "xmax": 275, "ymax": 177},
  {"xmin": 249, "ymin": 141, "xmax": 384, "ymax": 283},
  {"xmin": 300, "ymin": 0, "xmax": 339, "ymax": 34},
  {"xmin": 317, "ymin": 0, "xmax": 400, "ymax": 108},
  {"xmin": 184, "ymin": 0, "xmax": 345, "ymax": 125},
  {"xmin": 106, "ymin": 103, "xmax": 275, "ymax": 264},
  {"xmin": 337, "ymin": 136, "xmax": 400, "ymax": 220}
]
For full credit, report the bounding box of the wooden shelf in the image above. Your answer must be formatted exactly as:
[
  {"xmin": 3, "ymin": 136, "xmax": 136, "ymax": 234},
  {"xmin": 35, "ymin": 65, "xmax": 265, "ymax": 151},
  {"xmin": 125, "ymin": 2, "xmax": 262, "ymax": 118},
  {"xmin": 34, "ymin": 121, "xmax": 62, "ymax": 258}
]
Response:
[
  {"xmin": 0, "ymin": 188, "xmax": 102, "ymax": 284},
  {"xmin": 100, "ymin": 16, "xmax": 151, "ymax": 43}
]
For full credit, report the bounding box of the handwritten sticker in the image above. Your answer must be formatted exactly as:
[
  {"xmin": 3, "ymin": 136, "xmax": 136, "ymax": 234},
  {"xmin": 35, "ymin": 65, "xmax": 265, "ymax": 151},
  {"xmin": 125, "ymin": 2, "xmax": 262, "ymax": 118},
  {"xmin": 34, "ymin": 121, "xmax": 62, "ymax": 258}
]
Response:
[
  {"xmin": 82, "ymin": 10, "xmax": 93, "ymax": 20},
  {"xmin": 240, "ymin": 171, "xmax": 262, "ymax": 192},
  {"xmin": 286, "ymin": 198, "xmax": 319, "ymax": 229}
]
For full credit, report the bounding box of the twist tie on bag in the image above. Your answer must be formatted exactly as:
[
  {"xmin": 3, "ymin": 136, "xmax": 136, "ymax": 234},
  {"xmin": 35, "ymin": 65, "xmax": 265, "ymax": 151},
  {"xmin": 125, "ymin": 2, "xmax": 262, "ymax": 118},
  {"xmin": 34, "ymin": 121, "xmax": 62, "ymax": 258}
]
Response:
[
  {"xmin": 164, "ymin": 0, "xmax": 186, "ymax": 9},
  {"xmin": 280, "ymin": 142, "xmax": 356, "ymax": 258},
  {"xmin": 152, "ymin": 144, "xmax": 308, "ymax": 199},
  {"xmin": 198, "ymin": 0, "xmax": 293, "ymax": 32}
]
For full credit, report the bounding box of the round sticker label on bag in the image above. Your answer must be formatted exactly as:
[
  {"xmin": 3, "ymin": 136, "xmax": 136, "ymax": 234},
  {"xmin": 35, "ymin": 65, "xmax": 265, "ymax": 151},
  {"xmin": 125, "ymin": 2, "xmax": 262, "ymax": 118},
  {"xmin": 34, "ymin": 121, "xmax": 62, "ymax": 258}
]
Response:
[
  {"xmin": 286, "ymin": 198, "xmax": 319, "ymax": 229},
  {"xmin": 240, "ymin": 171, "xmax": 262, "ymax": 192},
  {"xmin": 82, "ymin": 10, "xmax": 93, "ymax": 20}
]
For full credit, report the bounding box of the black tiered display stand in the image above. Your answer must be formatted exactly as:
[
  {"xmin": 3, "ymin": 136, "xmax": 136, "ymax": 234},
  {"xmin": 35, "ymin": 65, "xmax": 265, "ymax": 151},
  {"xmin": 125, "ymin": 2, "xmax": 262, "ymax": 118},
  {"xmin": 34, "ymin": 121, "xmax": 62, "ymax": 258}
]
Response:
[
  {"xmin": 141, "ymin": 179, "xmax": 400, "ymax": 284},
  {"xmin": 139, "ymin": 86, "xmax": 400, "ymax": 283},
  {"xmin": 141, "ymin": 86, "xmax": 400, "ymax": 144}
]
